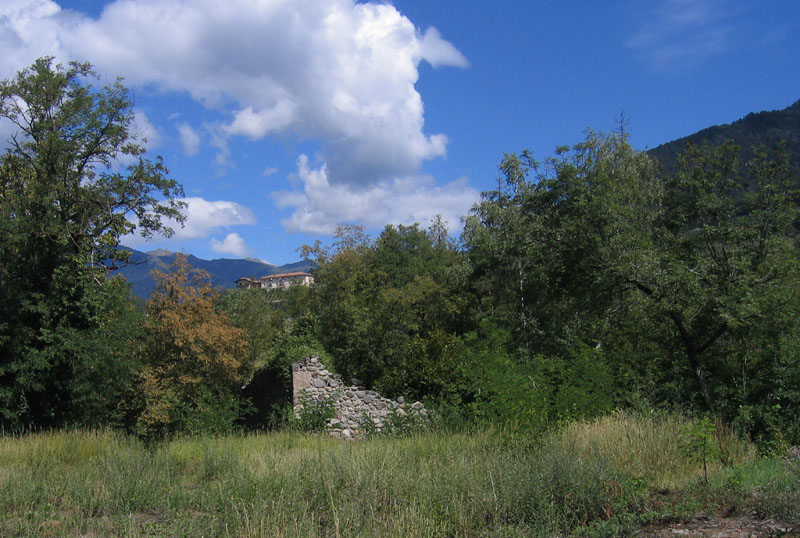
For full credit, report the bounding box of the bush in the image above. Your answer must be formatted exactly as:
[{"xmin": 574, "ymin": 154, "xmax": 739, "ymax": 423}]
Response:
[
  {"xmin": 462, "ymin": 326, "xmax": 617, "ymax": 433},
  {"xmin": 290, "ymin": 396, "xmax": 335, "ymax": 433},
  {"xmin": 177, "ymin": 388, "xmax": 249, "ymax": 437}
]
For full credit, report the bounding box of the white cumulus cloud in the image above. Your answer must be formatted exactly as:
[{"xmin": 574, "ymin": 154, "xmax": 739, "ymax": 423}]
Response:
[
  {"xmin": 272, "ymin": 155, "xmax": 479, "ymax": 235},
  {"xmin": 1, "ymin": 0, "xmax": 472, "ymax": 236},
  {"xmin": 123, "ymin": 197, "xmax": 256, "ymax": 248},
  {"xmin": 0, "ymin": 0, "xmax": 71, "ymax": 76},
  {"xmin": 211, "ymin": 232, "xmax": 249, "ymax": 257},
  {"xmin": 1, "ymin": 0, "xmax": 467, "ymax": 189},
  {"xmin": 175, "ymin": 197, "xmax": 256, "ymax": 239}
]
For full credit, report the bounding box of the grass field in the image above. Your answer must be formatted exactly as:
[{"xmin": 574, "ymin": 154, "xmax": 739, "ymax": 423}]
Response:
[{"xmin": 0, "ymin": 411, "xmax": 797, "ymax": 537}]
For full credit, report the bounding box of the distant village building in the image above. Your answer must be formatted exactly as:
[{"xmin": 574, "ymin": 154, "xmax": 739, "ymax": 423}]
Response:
[{"xmin": 236, "ymin": 272, "xmax": 314, "ymax": 290}]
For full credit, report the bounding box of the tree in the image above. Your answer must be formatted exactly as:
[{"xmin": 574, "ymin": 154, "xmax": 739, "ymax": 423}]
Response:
[
  {"xmin": 303, "ymin": 222, "xmax": 474, "ymax": 403},
  {"xmin": 464, "ymin": 131, "xmax": 799, "ymax": 427},
  {"xmin": 216, "ymin": 287, "xmax": 285, "ymax": 371},
  {"xmin": 464, "ymin": 133, "xmax": 663, "ymax": 359},
  {"xmin": 138, "ymin": 255, "xmax": 248, "ymax": 437},
  {"xmin": 642, "ymin": 141, "xmax": 799, "ymax": 415},
  {"xmin": 216, "ymin": 285, "xmax": 323, "ymax": 429},
  {"xmin": 68, "ymin": 276, "xmax": 148, "ymax": 430},
  {"xmin": 0, "ymin": 57, "xmax": 185, "ymax": 428}
]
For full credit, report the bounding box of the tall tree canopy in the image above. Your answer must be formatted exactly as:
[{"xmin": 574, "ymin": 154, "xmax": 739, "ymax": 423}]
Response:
[
  {"xmin": 464, "ymin": 131, "xmax": 799, "ymax": 436},
  {"xmin": 0, "ymin": 57, "xmax": 185, "ymax": 428}
]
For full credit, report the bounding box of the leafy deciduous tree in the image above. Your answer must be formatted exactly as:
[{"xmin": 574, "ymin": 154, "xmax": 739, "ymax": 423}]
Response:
[
  {"xmin": 0, "ymin": 57, "xmax": 185, "ymax": 428},
  {"xmin": 464, "ymin": 131, "xmax": 799, "ymax": 429},
  {"xmin": 138, "ymin": 255, "xmax": 249, "ymax": 436}
]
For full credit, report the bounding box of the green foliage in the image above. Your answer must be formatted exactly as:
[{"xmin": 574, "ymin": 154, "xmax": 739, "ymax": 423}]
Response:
[
  {"xmin": 538, "ymin": 344, "xmax": 617, "ymax": 424},
  {"xmin": 0, "ymin": 57, "xmax": 184, "ymax": 429},
  {"xmin": 215, "ymin": 287, "xmax": 284, "ymax": 371},
  {"xmin": 459, "ymin": 322, "xmax": 548, "ymax": 432},
  {"xmin": 215, "ymin": 284, "xmax": 317, "ymax": 370},
  {"xmin": 2, "ymin": 59, "xmax": 796, "ymax": 452},
  {"xmin": 218, "ymin": 286, "xmax": 331, "ymax": 431},
  {"xmin": 680, "ymin": 418, "xmax": 723, "ymax": 485},
  {"xmin": 290, "ymin": 395, "xmax": 335, "ymax": 433},
  {"xmin": 175, "ymin": 386, "xmax": 247, "ymax": 437},
  {"xmin": 463, "ymin": 130, "xmax": 800, "ymax": 443},
  {"xmin": 303, "ymin": 219, "xmax": 474, "ymax": 404},
  {"xmin": 460, "ymin": 323, "xmax": 616, "ymax": 432},
  {"xmin": 4, "ymin": 414, "xmax": 796, "ymax": 536},
  {"xmin": 0, "ymin": 255, "xmax": 148, "ymax": 430},
  {"xmin": 513, "ymin": 440, "xmax": 644, "ymax": 535},
  {"xmin": 66, "ymin": 277, "xmax": 147, "ymax": 430},
  {"xmin": 653, "ymin": 140, "xmax": 799, "ymax": 411},
  {"xmin": 463, "ymin": 134, "xmax": 663, "ymax": 360},
  {"xmin": 259, "ymin": 315, "xmax": 328, "ymax": 371}
]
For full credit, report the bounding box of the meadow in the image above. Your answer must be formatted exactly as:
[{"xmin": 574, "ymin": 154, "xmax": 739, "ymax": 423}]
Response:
[{"xmin": 1, "ymin": 411, "xmax": 798, "ymax": 537}]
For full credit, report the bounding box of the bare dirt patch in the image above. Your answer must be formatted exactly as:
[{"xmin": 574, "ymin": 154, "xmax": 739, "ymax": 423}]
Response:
[{"xmin": 641, "ymin": 514, "xmax": 798, "ymax": 537}]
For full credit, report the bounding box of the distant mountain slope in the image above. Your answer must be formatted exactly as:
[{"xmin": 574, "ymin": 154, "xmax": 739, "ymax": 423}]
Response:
[
  {"xmin": 114, "ymin": 247, "xmax": 314, "ymax": 299},
  {"xmin": 648, "ymin": 99, "xmax": 800, "ymax": 179}
]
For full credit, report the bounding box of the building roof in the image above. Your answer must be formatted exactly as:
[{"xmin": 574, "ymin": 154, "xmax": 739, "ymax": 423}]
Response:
[
  {"xmin": 236, "ymin": 272, "xmax": 313, "ymax": 283},
  {"xmin": 261, "ymin": 272, "xmax": 313, "ymax": 280}
]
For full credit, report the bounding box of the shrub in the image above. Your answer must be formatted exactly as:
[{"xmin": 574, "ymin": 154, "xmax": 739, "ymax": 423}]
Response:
[{"xmin": 290, "ymin": 395, "xmax": 335, "ymax": 433}]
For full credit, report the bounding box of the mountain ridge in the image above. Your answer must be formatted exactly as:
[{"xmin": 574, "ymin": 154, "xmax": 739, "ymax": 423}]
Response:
[
  {"xmin": 647, "ymin": 98, "xmax": 800, "ymax": 178},
  {"xmin": 115, "ymin": 246, "xmax": 313, "ymax": 299}
]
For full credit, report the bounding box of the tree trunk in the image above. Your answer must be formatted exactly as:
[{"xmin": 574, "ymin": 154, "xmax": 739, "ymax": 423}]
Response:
[
  {"xmin": 669, "ymin": 310, "xmax": 717, "ymax": 412},
  {"xmin": 688, "ymin": 347, "xmax": 714, "ymax": 411}
]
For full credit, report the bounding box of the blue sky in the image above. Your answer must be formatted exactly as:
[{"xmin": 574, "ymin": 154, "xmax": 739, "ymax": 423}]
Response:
[{"xmin": 2, "ymin": 0, "xmax": 798, "ymax": 264}]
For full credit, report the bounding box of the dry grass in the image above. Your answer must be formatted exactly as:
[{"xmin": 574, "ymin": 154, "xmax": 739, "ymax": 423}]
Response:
[{"xmin": 558, "ymin": 410, "xmax": 756, "ymax": 489}]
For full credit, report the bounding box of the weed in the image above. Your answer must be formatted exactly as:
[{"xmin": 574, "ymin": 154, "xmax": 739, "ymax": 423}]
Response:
[
  {"xmin": 680, "ymin": 417, "xmax": 723, "ymax": 486},
  {"xmin": 290, "ymin": 394, "xmax": 335, "ymax": 433}
]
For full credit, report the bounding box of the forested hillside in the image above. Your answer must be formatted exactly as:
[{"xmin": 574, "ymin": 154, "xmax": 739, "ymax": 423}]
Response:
[{"xmin": 649, "ymin": 98, "xmax": 800, "ymax": 179}]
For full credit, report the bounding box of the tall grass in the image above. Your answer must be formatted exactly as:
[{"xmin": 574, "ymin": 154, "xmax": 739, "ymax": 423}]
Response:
[
  {"xmin": 0, "ymin": 413, "xmax": 791, "ymax": 537},
  {"xmin": 557, "ymin": 410, "xmax": 756, "ymax": 489}
]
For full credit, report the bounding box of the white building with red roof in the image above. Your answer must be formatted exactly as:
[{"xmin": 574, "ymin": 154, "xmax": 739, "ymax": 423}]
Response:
[{"xmin": 236, "ymin": 272, "xmax": 314, "ymax": 290}]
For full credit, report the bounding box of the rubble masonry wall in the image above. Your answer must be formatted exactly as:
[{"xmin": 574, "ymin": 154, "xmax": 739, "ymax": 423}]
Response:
[{"xmin": 292, "ymin": 356, "xmax": 427, "ymax": 439}]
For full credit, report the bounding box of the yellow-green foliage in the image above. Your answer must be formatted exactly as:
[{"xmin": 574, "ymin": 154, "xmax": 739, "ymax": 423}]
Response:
[
  {"xmin": 0, "ymin": 430, "xmax": 522, "ymax": 537},
  {"xmin": 555, "ymin": 410, "xmax": 756, "ymax": 489},
  {"xmin": 0, "ymin": 429, "xmax": 123, "ymax": 467}
]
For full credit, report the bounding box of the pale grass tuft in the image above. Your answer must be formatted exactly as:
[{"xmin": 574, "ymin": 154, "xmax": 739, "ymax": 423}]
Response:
[{"xmin": 556, "ymin": 409, "xmax": 756, "ymax": 489}]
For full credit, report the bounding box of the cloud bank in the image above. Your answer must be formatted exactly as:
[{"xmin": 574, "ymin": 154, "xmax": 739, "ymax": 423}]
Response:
[
  {"xmin": 1, "ymin": 0, "xmax": 472, "ymax": 235},
  {"xmin": 123, "ymin": 197, "xmax": 256, "ymax": 249}
]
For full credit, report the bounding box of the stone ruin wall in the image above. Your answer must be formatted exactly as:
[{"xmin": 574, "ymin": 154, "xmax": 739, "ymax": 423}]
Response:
[{"xmin": 292, "ymin": 356, "xmax": 427, "ymax": 439}]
